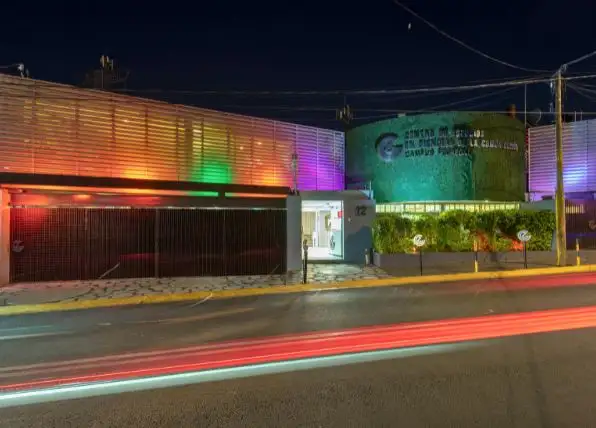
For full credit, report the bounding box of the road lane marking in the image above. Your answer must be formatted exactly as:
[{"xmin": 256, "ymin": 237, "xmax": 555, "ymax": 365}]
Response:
[
  {"xmin": 0, "ymin": 325, "xmax": 54, "ymax": 333},
  {"xmin": 0, "ymin": 332, "xmax": 65, "ymax": 341},
  {"xmin": 127, "ymin": 307, "xmax": 255, "ymax": 325},
  {"xmin": 0, "ymin": 343, "xmax": 476, "ymax": 408},
  {"xmin": 188, "ymin": 293, "xmax": 213, "ymax": 308}
]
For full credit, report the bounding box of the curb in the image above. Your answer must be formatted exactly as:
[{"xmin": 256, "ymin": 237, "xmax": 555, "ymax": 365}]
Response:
[{"xmin": 1, "ymin": 264, "xmax": 595, "ymax": 316}]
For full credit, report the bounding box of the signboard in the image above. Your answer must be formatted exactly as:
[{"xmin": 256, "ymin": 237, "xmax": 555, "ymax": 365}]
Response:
[
  {"xmin": 355, "ymin": 205, "xmax": 368, "ymax": 216},
  {"xmin": 375, "ymin": 125, "xmax": 519, "ymax": 162},
  {"xmin": 517, "ymin": 230, "xmax": 532, "ymax": 242},
  {"xmin": 413, "ymin": 234, "xmax": 426, "ymax": 247}
]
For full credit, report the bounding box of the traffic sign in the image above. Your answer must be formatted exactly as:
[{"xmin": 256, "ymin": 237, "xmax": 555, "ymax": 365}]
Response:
[
  {"xmin": 517, "ymin": 230, "xmax": 532, "ymax": 242},
  {"xmin": 413, "ymin": 234, "xmax": 426, "ymax": 247}
]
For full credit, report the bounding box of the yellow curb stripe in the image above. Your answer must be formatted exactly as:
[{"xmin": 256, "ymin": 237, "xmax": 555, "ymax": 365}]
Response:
[{"xmin": 1, "ymin": 264, "xmax": 595, "ymax": 316}]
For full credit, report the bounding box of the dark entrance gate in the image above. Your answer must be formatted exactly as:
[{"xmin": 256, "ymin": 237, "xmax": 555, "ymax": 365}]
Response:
[
  {"xmin": 10, "ymin": 207, "xmax": 287, "ymax": 283},
  {"xmin": 566, "ymin": 200, "xmax": 596, "ymax": 249}
]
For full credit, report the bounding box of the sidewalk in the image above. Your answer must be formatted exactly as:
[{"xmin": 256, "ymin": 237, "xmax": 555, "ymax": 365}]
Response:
[
  {"xmin": 0, "ymin": 264, "xmax": 392, "ymax": 307},
  {"xmin": 1, "ymin": 260, "xmax": 595, "ymax": 315}
]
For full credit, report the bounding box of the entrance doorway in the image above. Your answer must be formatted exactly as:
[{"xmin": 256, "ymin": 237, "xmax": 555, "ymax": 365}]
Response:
[{"xmin": 301, "ymin": 200, "xmax": 343, "ymax": 260}]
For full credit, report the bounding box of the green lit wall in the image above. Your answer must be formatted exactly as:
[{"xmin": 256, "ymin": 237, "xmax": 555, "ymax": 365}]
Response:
[{"xmin": 346, "ymin": 112, "xmax": 526, "ymax": 203}]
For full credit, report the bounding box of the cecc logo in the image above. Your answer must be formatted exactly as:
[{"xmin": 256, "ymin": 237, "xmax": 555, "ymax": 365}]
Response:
[{"xmin": 375, "ymin": 133, "xmax": 403, "ymax": 163}]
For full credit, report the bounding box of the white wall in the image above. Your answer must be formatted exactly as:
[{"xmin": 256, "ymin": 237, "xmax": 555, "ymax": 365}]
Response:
[
  {"xmin": 342, "ymin": 198, "xmax": 376, "ymax": 263},
  {"xmin": 286, "ymin": 195, "xmax": 302, "ymax": 271}
]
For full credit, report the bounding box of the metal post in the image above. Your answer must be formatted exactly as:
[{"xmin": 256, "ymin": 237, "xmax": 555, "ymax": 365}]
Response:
[
  {"xmin": 418, "ymin": 248, "xmax": 423, "ymax": 276},
  {"xmin": 555, "ymin": 71, "xmax": 567, "ymax": 266},
  {"xmin": 523, "ymin": 241, "xmax": 528, "ymax": 269},
  {"xmin": 302, "ymin": 239, "xmax": 308, "ymax": 284},
  {"xmin": 576, "ymin": 238, "xmax": 581, "ymax": 266},
  {"xmin": 473, "ymin": 239, "xmax": 479, "ymax": 273}
]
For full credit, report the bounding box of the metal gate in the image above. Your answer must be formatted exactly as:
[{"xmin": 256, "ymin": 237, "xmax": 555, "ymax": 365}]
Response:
[
  {"xmin": 566, "ymin": 200, "xmax": 596, "ymax": 249},
  {"xmin": 10, "ymin": 207, "xmax": 286, "ymax": 283}
]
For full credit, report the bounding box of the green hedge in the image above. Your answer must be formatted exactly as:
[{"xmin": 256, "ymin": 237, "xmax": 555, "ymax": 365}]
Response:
[{"xmin": 372, "ymin": 210, "xmax": 555, "ymax": 254}]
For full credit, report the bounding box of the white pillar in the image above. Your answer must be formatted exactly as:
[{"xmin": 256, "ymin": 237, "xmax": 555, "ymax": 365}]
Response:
[{"xmin": 286, "ymin": 195, "xmax": 302, "ymax": 272}]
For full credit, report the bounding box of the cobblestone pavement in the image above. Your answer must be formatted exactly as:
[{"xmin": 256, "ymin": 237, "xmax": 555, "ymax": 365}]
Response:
[{"xmin": 0, "ymin": 264, "xmax": 392, "ymax": 306}]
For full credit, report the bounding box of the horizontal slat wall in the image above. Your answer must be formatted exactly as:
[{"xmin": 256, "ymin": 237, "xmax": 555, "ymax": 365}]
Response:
[
  {"xmin": 0, "ymin": 75, "xmax": 345, "ymax": 191},
  {"xmin": 587, "ymin": 121, "xmax": 596, "ymax": 189},
  {"xmin": 528, "ymin": 124, "xmax": 555, "ymax": 193},
  {"xmin": 529, "ymin": 120, "xmax": 595, "ymax": 194}
]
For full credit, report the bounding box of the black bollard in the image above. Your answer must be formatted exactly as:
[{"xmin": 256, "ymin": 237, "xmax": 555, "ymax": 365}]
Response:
[{"xmin": 302, "ymin": 239, "xmax": 308, "ymax": 284}]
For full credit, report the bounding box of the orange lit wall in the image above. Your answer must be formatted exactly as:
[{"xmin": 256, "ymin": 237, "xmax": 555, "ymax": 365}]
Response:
[{"xmin": 0, "ymin": 75, "xmax": 345, "ymax": 191}]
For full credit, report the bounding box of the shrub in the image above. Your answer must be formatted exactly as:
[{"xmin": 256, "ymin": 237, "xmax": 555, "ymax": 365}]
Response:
[
  {"xmin": 372, "ymin": 209, "xmax": 555, "ymax": 253},
  {"xmin": 437, "ymin": 210, "xmax": 475, "ymax": 252},
  {"xmin": 372, "ymin": 214, "xmax": 414, "ymax": 254}
]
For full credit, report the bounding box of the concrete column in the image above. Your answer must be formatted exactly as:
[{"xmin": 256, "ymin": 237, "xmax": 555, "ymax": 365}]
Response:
[
  {"xmin": 0, "ymin": 189, "xmax": 10, "ymax": 286},
  {"xmin": 343, "ymin": 198, "xmax": 376, "ymax": 264},
  {"xmin": 286, "ymin": 195, "xmax": 302, "ymax": 272}
]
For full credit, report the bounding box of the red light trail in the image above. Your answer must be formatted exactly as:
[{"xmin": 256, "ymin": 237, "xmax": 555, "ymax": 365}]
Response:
[{"xmin": 3, "ymin": 304, "xmax": 596, "ymax": 392}]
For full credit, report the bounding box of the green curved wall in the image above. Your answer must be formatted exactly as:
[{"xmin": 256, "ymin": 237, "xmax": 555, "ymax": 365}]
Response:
[{"xmin": 346, "ymin": 112, "xmax": 526, "ymax": 203}]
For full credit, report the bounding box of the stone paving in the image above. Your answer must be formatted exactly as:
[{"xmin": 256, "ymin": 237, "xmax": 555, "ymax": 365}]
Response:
[{"xmin": 0, "ymin": 264, "xmax": 392, "ymax": 306}]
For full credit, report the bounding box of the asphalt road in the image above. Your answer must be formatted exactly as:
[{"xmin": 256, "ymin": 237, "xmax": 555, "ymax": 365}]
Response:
[
  {"xmin": 2, "ymin": 327, "xmax": 596, "ymax": 427},
  {"xmin": 2, "ymin": 273, "xmax": 596, "ymax": 370}
]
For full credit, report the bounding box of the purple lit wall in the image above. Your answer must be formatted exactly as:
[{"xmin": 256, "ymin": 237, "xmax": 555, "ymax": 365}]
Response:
[{"xmin": 528, "ymin": 119, "xmax": 596, "ymax": 198}]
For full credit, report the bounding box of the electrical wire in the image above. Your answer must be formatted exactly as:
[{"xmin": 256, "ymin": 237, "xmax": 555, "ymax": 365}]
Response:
[
  {"xmin": 392, "ymin": 0, "xmax": 550, "ymax": 73},
  {"xmin": 3, "ymin": 71, "xmax": 596, "ymax": 97},
  {"xmin": 567, "ymin": 83, "xmax": 596, "ymax": 103},
  {"xmin": 422, "ymin": 86, "xmax": 518, "ymax": 112},
  {"xmin": 568, "ymin": 82, "xmax": 596, "ymax": 96},
  {"xmin": 563, "ymin": 50, "xmax": 596, "ymax": 70},
  {"xmin": 0, "ymin": 74, "xmax": 562, "ymax": 96},
  {"xmin": 355, "ymin": 109, "xmax": 596, "ymax": 118},
  {"xmin": 353, "ymin": 91, "xmax": 520, "ymax": 121},
  {"xmin": 110, "ymin": 74, "xmax": 596, "ymax": 96},
  {"xmin": 218, "ymin": 87, "xmax": 518, "ymax": 114}
]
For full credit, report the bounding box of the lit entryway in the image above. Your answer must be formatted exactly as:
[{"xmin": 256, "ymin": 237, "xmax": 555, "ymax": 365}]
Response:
[{"xmin": 301, "ymin": 200, "xmax": 343, "ymax": 261}]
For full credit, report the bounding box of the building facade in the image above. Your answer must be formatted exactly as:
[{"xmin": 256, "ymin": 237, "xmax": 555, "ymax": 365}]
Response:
[
  {"xmin": 528, "ymin": 118, "xmax": 596, "ymax": 200},
  {"xmin": 0, "ymin": 75, "xmax": 350, "ymax": 284},
  {"xmin": 528, "ymin": 118, "xmax": 596, "ymax": 249},
  {"xmin": 0, "ymin": 74, "xmax": 345, "ymax": 191},
  {"xmin": 346, "ymin": 112, "xmax": 526, "ymax": 204}
]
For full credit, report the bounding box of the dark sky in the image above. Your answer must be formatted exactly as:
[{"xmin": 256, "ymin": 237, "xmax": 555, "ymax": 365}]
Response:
[{"xmin": 2, "ymin": 0, "xmax": 595, "ymax": 128}]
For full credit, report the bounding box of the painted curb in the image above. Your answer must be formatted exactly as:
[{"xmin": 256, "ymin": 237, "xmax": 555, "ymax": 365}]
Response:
[{"xmin": 1, "ymin": 264, "xmax": 595, "ymax": 316}]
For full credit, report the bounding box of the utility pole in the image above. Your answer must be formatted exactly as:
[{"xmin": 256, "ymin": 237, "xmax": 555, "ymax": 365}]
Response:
[
  {"xmin": 337, "ymin": 100, "xmax": 353, "ymax": 191},
  {"xmin": 554, "ymin": 70, "xmax": 567, "ymax": 266}
]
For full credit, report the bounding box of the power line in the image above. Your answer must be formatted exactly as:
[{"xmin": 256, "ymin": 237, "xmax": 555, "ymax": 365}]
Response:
[
  {"xmin": 354, "ymin": 109, "xmax": 596, "ymax": 120},
  {"xmin": 0, "ymin": 74, "xmax": 596, "ymax": 100},
  {"xmin": 392, "ymin": 0, "xmax": 550, "ymax": 73},
  {"xmin": 219, "ymin": 87, "xmax": 518, "ymax": 114},
  {"xmin": 422, "ymin": 86, "xmax": 518, "ymax": 111},
  {"xmin": 563, "ymin": 50, "xmax": 596, "ymax": 70},
  {"xmin": 4, "ymin": 71, "xmax": 596, "ymax": 97},
  {"xmin": 567, "ymin": 83, "xmax": 596, "ymax": 103},
  {"xmin": 0, "ymin": 75, "xmax": 554, "ymax": 97},
  {"xmin": 110, "ymin": 74, "xmax": 596, "ymax": 96}
]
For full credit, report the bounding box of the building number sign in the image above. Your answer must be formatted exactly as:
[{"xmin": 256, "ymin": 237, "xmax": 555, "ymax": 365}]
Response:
[{"xmin": 355, "ymin": 206, "xmax": 367, "ymax": 217}]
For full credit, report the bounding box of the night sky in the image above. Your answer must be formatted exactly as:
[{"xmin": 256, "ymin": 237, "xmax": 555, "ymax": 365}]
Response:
[{"xmin": 2, "ymin": 0, "xmax": 595, "ymax": 128}]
